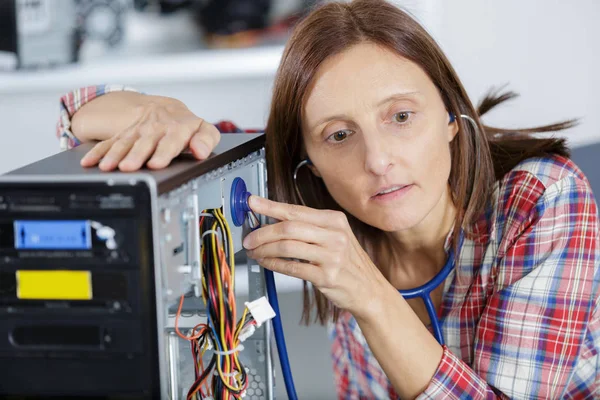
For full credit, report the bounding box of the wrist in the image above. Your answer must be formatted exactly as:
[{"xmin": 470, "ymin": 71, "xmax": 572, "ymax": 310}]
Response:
[
  {"xmin": 352, "ymin": 280, "xmax": 398, "ymax": 324},
  {"xmin": 72, "ymin": 92, "xmax": 191, "ymax": 143},
  {"xmin": 144, "ymin": 94, "xmax": 185, "ymax": 109},
  {"xmin": 137, "ymin": 95, "xmax": 198, "ymax": 124},
  {"xmin": 72, "ymin": 91, "xmax": 147, "ymax": 142}
]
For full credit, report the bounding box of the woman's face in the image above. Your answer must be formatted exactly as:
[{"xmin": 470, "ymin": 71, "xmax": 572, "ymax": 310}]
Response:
[{"xmin": 302, "ymin": 42, "xmax": 458, "ymax": 232}]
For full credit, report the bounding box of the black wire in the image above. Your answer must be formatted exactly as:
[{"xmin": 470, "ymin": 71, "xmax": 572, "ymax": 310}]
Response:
[
  {"xmin": 198, "ymin": 208, "xmax": 250, "ymax": 399},
  {"xmin": 187, "ymin": 353, "xmax": 216, "ymax": 399}
]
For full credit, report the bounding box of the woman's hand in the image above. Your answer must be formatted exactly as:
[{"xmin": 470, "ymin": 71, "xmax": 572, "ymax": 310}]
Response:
[
  {"xmin": 243, "ymin": 196, "xmax": 389, "ymax": 318},
  {"xmin": 79, "ymin": 96, "xmax": 220, "ymax": 172}
]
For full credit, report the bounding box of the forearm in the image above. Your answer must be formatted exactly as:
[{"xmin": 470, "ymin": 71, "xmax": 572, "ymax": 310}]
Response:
[
  {"xmin": 70, "ymin": 91, "xmax": 180, "ymax": 143},
  {"xmin": 353, "ymin": 284, "xmax": 443, "ymax": 399}
]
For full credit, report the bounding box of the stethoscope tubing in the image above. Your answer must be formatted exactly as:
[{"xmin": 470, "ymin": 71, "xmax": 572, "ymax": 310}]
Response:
[{"xmin": 398, "ymin": 232, "xmax": 463, "ymax": 345}]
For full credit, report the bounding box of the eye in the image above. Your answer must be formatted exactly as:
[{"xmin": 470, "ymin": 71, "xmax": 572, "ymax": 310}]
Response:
[
  {"xmin": 327, "ymin": 129, "xmax": 352, "ymax": 143},
  {"xmin": 393, "ymin": 111, "xmax": 411, "ymax": 123}
]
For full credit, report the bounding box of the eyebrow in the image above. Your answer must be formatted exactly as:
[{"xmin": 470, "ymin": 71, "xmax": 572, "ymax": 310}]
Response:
[
  {"xmin": 307, "ymin": 91, "xmax": 423, "ymax": 134},
  {"xmin": 376, "ymin": 91, "xmax": 422, "ymax": 107}
]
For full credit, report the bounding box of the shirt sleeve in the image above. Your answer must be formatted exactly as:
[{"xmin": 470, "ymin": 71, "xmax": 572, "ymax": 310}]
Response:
[
  {"xmin": 418, "ymin": 173, "xmax": 600, "ymax": 399},
  {"xmin": 56, "ymin": 85, "xmax": 261, "ymax": 151},
  {"xmin": 56, "ymin": 84, "xmax": 141, "ymax": 150}
]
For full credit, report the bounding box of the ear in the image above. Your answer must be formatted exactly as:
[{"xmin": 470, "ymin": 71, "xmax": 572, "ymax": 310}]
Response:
[{"xmin": 448, "ymin": 113, "xmax": 459, "ymax": 142}]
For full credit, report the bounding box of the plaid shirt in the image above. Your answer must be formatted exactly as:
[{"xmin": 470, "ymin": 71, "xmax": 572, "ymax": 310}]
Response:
[{"xmin": 57, "ymin": 85, "xmax": 600, "ymax": 399}]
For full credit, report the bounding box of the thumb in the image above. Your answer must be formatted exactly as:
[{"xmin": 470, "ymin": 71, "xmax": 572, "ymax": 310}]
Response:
[{"xmin": 188, "ymin": 121, "xmax": 220, "ymax": 160}]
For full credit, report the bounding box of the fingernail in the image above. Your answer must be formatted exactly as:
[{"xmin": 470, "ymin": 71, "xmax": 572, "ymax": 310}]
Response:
[
  {"xmin": 248, "ymin": 195, "xmax": 261, "ymax": 207},
  {"xmin": 118, "ymin": 160, "xmax": 130, "ymax": 170},
  {"xmin": 148, "ymin": 157, "xmax": 163, "ymax": 167},
  {"xmin": 243, "ymin": 237, "xmax": 250, "ymax": 249},
  {"xmin": 99, "ymin": 158, "xmax": 111, "ymax": 169}
]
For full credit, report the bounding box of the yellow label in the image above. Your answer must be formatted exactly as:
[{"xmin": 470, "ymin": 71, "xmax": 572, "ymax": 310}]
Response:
[{"xmin": 16, "ymin": 270, "xmax": 92, "ymax": 300}]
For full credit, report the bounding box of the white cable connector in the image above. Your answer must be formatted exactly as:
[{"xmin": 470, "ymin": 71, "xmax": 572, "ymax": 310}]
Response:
[
  {"xmin": 238, "ymin": 324, "xmax": 256, "ymax": 343},
  {"xmin": 244, "ymin": 296, "xmax": 276, "ymax": 328}
]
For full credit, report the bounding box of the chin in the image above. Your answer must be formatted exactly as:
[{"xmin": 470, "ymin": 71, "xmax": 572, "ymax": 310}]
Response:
[{"xmin": 360, "ymin": 209, "xmax": 425, "ymax": 232}]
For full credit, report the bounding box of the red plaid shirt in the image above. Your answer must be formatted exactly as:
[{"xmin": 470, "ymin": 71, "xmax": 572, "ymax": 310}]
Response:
[{"xmin": 57, "ymin": 85, "xmax": 600, "ymax": 399}]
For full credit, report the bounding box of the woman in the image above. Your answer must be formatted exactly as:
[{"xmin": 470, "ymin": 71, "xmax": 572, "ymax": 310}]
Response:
[{"xmin": 56, "ymin": 0, "xmax": 599, "ymax": 398}]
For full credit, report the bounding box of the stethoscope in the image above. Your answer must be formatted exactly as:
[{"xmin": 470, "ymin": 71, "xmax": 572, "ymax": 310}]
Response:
[
  {"xmin": 237, "ymin": 170, "xmax": 464, "ymax": 400},
  {"xmin": 291, "ymin": 112, "xmax": 477, "ymax": 347},
  {"xmin": 397, "ymin": 231, "xmax": 463, "ymax": 346},
  {"xmin": 293, "ymin": 159, "xmax": 464, "ymax": 346}
]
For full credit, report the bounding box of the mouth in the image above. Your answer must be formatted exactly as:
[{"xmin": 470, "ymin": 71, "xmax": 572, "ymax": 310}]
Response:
[{"xmin": 371, "ymin": 184, "xmax": 412, "ymax": 200}]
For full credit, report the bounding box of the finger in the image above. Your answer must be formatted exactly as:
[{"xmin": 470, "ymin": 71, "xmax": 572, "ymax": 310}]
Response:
[
  {"xmin": 118, "ymin": 135, "xmax": 162, "ymax": 171},
  {"xmin": 188, "ymin": 121, "xmax": 220, "ymax": 160},
  {"xmin": 248, "ymin": 195, "xmax": 348, "ymax": 230},
  {"xmin": 81, "ymin": 140, "xmax": 113, "ymax": 167},
  {"xmin": 247, "ymin": 240, "xmax": 329, "ymax": 265},
  {"xmin": 98, "ymin": 136, "xmax": 136, "ymax": 171},
  {"xmin": 257, "ymin": 257, "xmax": 321, "ymax": 283},
  {"xmin": 146, "ymin": 132, "xmax": 188, "ymax": 170},
  {"xmin": 243, "ymin": 220, "xmax": 332, "ymax": 250}
]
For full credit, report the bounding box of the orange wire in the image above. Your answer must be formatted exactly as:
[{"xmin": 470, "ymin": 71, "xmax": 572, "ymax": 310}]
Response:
[
  {"xmin": 217, "ymin": 245, "xmax": 237, "ymax": 347},
  {"xmin": 175, "ymin": 295, "xmax": 204, "ymax": 340},
  {"xmin": 215, "ymin": 239, "xmax": 242, "ymax": 390},
  {"xmin": 192, "ymin": 323, "xmax": 212, "ymax": 397},
  {"xmin": 197, "ymin": 211, "xmax": 247, "ymax": 397},
  {"xmin": 187, "ymin": 369, "xmax": 212, "ymax": 400},
  {"xmin": 186, "ymin": 323, "xmax": 210, "ymax": 399}
]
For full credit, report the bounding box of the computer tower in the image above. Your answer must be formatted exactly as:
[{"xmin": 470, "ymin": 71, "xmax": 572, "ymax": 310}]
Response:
[{"xmin": 0, "ymin": 133, "xmax": 274, "ymax": 399}]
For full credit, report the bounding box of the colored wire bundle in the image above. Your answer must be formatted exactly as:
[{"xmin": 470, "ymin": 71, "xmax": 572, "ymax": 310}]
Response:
[{"xmin": 174, "ymin": 208, "xmax": 257, "ymax": 400}]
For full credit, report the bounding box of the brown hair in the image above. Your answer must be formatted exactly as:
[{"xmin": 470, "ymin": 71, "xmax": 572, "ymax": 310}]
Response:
[{"xmin": 264, "ymin": 0, "xmax": 576, "ymax": 325}]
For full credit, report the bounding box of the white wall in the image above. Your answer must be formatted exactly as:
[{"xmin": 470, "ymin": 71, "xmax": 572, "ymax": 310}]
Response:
[
  {"xmin": 1, "ymin": 0, "xmax": 598, "ymax": 176},
  {"xmin": 1, "ymin": 0, "xmax": 599, "ymax": 169},
  {"xmin": 436, "ymin": 0, "xmax": 600, "ymax": 149}
]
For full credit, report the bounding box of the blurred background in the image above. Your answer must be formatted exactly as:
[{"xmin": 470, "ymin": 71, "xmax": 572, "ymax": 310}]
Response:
[{"xmin": 0, "ymin": 0, "xmax": 599, "ymax": 398}]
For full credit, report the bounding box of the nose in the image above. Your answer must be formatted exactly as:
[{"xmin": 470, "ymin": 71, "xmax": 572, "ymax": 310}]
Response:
[{"xmin": 363, "ymin": 133, "xmax": 393, "ymax": 176}]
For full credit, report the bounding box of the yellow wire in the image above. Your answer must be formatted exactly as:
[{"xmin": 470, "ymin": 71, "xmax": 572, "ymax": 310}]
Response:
[
  {"xmin": 200, "ymin": 210, "xmax": 208, "ymax": 305},
  {"xmin": 214, "ymin": 210, "xmax": 236, "ymax": 335},
  {"xmin": 216, "ymin": 209, "xmax": 237, "ymax": 343},
  {"xmin": 213, "ymin": 218, "xmax": 244, "ymax": 392},
  {"xmin": 235, "ymin": 308, "xmax": 249, "ymax": 340},
  {"xmin": 216, "ymin": 209, "xmax": 241, "ymax": 386},
  {"xmin": 216, "ymin": 209, "xmax": 247, "ymax": 392},
  {"xmin": 210, "ymin": 220, "xmax": 229, "ymax": 378},
  {"xmin": 196, "ymin": 208, "xmax": 247, "ymax": 394},
  {"xmin": 220, "ymin": 208, "xmax": 247, "ymax": 391},
  {"xmin": 215, "ymin": 208, "xmax": 235, "ymax": 282}
]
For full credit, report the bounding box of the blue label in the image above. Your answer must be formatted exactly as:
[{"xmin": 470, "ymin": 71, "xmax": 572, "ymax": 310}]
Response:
[{"xmin": 14, "ymin": 220, "xmax": 92, "ymax": 250}]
